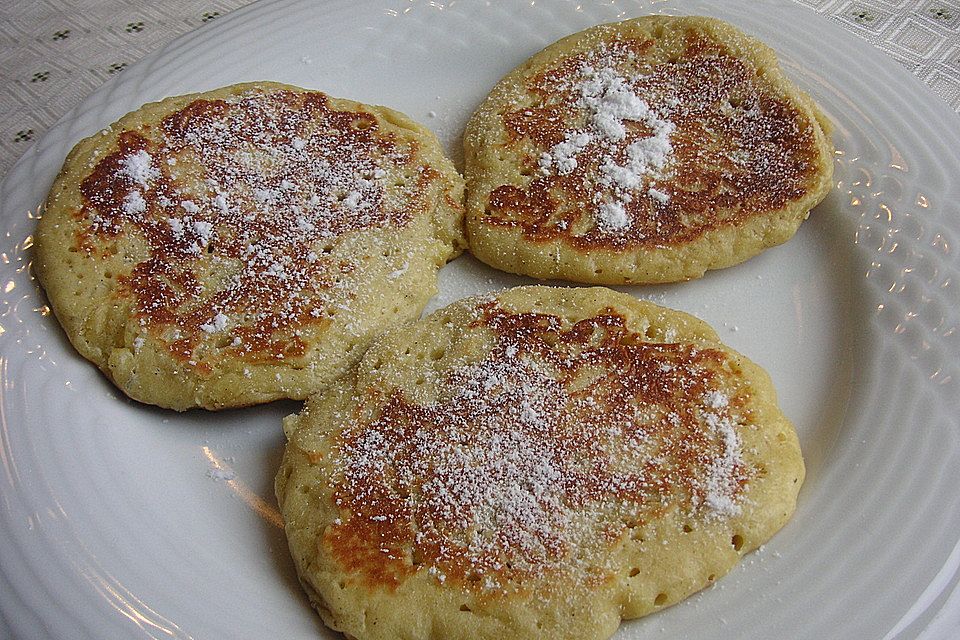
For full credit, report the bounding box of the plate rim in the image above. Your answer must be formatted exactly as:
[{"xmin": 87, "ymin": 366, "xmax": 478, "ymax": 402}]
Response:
[{"xmin": 1, "ymin": 1, "xmax": 959, "ymax": 639}]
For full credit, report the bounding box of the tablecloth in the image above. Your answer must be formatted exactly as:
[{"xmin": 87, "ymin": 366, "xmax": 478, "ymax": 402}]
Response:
[{"xmin": 1, "ymin": 0, "xmax": 959, "ymax": 179}]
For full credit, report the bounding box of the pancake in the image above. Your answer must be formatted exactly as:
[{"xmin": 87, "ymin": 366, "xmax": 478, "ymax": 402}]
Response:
[
  {"xmin": 464, "ymin": 15, "xmax": 834, "ymax": 284},
  {"xmin": 34, "ymin": 81, "xmax": 465, "ymax": 411},
  {"xmin": 276, "ymin": 285, "xmax": 804, "ymax": 640}
]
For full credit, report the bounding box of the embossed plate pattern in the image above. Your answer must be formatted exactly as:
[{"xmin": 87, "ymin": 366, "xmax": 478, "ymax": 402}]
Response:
[{"xmin": 1, "ymin": 1, "xmax": 958, "ymax": 638}]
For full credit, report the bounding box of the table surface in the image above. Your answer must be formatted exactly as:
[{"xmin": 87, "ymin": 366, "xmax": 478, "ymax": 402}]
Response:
[{"xmin": 1, "ymin": 0, "xmax": 959, "ymax": 181}]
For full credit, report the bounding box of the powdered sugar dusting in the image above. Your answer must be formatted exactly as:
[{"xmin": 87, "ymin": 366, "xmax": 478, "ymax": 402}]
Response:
[
  {"xmin": 579, "ymin": 63, "xmax": 661, "ymax": 143},
  {"xmin": 539, "ymin": 131, "xmax": 592, "ymax": 175},
  {"xmin": 200, "ymin": 312, "xmax": 229, "ymax": 334},
  {"xmin": 122, "ymin": 190, "xmax": 147, "ymax": 216},
  {"xmin": 597, "ymin": 200, "xmax": 629, "ymax": 231},
  {"xmin": 648, "ymin": 187, "xmax": 670, "ymax": 204},
  {"xmin": 492, "ymin": 31, "xmax": 825, "ymax": 249},
  {"xmin": 117, "ymin": 149, "xmax": 159, "ymax": 187},
  {"xmin": 537, "ymin": 54, "xmax": 677, "ymax": 232},
  {"xmin": 700, "ymin": 411, "xmax": 743, "ymax": 518},
  {"xmin": 329, "ymin": 302, "xmax": 752, "ymax": 592},
  {"xmin": 77, "ymin": 87, "xmax": 429, "ymax": 368}
]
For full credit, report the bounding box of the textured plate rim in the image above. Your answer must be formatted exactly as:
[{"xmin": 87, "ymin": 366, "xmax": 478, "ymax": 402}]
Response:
[{"xmin": 0, "ymin": 1, "xmax": 959, "ymax": 639}]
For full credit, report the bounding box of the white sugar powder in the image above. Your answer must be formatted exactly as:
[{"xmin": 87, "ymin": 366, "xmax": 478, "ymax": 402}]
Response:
[
  {"xmin": 296, "ymin": 216, "xmax": 316, "ymax": 233},
  {"xmin": 540, "ymin": 131, "xmax": 592, "ymax": 176},
  {"xmin": 598, "ymin": 121, "xmax": 675, "ymax": 193},
  {"xmin": 118, "ymin": 150, "xmax": 159, "ymax": 186},
  {"xmin": 212, "ymin": 194, "xmax": 229, "ymax": 213},
  {"xmin": 191, "ymin": 220, "xmax": 214, "ymax": 245},
  {"xmin": 701, "ymin": 412, "xmax": 743, "ymax": 518},
  {"xmin": 123, "ymin": 190, "xmax": 147, "ymax": 216},
  {"xmin": 600, "ymin": 157, "xmax": 643, "ymax": 192},
  {"xmin": 648, "ymin": 187, "xmax": 670, "ymax": 204},
  {"xmin": 597, "ymin": 201, "xmax": 630, "ymax": 231},
  {"xmin": 626, "ymin": 131, "xmax": 675, "ymax": 173},
  {"xmin": 201, "ymin": 312, "xmax": 229, "ymax": 334},
  {"xmin": 342, "ymin": 191, "xmax": 362, "ymax": 209},
  {"xmin": 335, "ymin": 318, "xmax": 751, "ymax": 587},
  {"xmin": 253, "ymin": 188, "xmax": 277, "ymax": 204},
  {"xmin": 704, "ymin": 390, "xmax": 729, "ymax": 409},
  {"xmin": 535, "ymin": 55, "xmax": 678, "ymax": 231},
  {"xmin": 578, "ymin": 64, "xmax": 653, "ymax": 142}
]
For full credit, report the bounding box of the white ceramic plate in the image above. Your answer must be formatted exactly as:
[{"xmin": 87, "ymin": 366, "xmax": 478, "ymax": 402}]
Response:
[{"xmin": 1, "ymin": 1, "xmax": 958, "ymax": 638}]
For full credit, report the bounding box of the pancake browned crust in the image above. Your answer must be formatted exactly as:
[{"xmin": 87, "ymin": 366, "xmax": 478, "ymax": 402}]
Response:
[
  {"xmin": 464, "ymin": 16, "xmax": 834, "ymax": 284},
  {"xmin": 34, "ymin": 81, "xmax": 465, "ymax": 411},
  {"xmin": 276, "ymin": 285, "xmax": 804, "ymax": 640}
]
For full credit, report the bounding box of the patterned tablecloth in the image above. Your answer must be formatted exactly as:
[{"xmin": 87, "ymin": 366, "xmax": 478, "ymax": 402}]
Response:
[{"xmin": 1, "ymin": 0, "xmax": 959, "ymax": 179}]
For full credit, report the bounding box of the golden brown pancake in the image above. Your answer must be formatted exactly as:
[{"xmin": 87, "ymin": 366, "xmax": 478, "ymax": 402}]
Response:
[
  {"xmin": 276, "ymin": 285, "xmax": 804, "ymax": 640},
  {"xmin": 35, "ymin": 81, "xmax": 465, "ymax": 410},
  {"xmin": 464, "ymin": 16, "xmax": 834, "ymax": 284}
]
